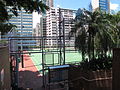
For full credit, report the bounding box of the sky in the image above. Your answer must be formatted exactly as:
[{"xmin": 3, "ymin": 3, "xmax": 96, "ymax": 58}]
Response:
[
  {"xmin": 33, "ymin": 0, "xmax": 120, "ymax": 28},
  {"xmin": 54, "ymin": 0, "xmax": 120, "ymax": 11}
]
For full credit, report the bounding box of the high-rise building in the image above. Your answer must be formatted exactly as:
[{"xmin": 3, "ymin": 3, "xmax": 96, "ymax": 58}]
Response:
[
  {"xmin": 9, "ymin": 10, "xmax": 33, "ymax": 37},
  {"xmin": 42, "ymin": 0, "xmax": 54, "ymax": 7},
  {"xmin": 40, "ymin": 0, "xmax": 54, "ymax": 37},
  {"xmin": 90, "ymin": 0, "xmax": 110, "ymax": 13},
  {"xmin": 7, "ymin": 9, "xmax": 36, "ymax": 49},
  {"xmin": 33, "ymin": 23, "xmax": 41, "ymax": 46},
  {"xmin": 33, "ymin": 23, "xmax": 41, "ymax": 37},
  {"xmin": 99, "ymin": 0, "xmax": 110, "ymax": 12},
  {"xmin": 40, "ymin": 0, "xmax": 76, "ymax": 47},
  {"xmin": 46, "ymin": 0, "xmax": 54, "ymax": 7},
  {"xmin": 44, "ymin": 7, "xmax": 76, "ymax": 47}
]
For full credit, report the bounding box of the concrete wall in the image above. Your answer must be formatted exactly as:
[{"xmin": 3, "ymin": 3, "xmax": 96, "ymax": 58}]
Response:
[
  {"xmin": 113, "ymin": 48, "xmax": 120, "ymax": 90},
  {"xmin": 0, "ymin": 46, "xmax": 11, "ymax": 90},
  {"xmin": 69, "ymin": 68, "xmax": 112, "ymax": 90}
]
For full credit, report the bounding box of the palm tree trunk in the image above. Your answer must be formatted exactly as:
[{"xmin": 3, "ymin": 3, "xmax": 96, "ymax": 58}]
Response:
[
  {"xmin": 88, "ymin": 32, "xmax": 91, "ymax": 60},
  {"xmin": 92, "ymin": 35, "xmax": 95, "ymax": 59}
]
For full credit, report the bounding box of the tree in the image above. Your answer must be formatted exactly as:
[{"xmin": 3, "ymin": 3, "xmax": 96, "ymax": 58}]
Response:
[
  {"xmin": 0, "ymin": 0, "xmax": 49, "ymax": 34},
  {"xmin": 0, "ymin": 23, "xmax": 16, "ymax": 35},
  {"xmin": 70, "ymin": 9, "xmax": 118, "ymax": 61},
  {"xmin": 109, "ymin": 12, "xmax": 120, "ymax": 48}
]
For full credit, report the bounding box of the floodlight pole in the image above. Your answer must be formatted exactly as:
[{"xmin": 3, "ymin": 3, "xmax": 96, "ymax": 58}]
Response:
[
  {"xmin": 59, "ymin": 8, "xmax": 62, "ymax": 65},
  {"xmin": 41, "ymin": 16, "xmax": 45, "ymax": 87},
  {"xmin": 42, "ymin": 36, "xmax": 45, "ymax": 87},
  {"xmin": 59, "ymin": 8, "xmax": 66, "ymax": 65},
  {"xmin": 63, "ymin": 18, "xmax": 65, "ymax": 65}
]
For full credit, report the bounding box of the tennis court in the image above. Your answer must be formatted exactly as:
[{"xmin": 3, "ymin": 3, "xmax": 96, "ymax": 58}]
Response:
[{"xmin": 28, "ymin": 49, "xmax": 82, "ymax": 73}]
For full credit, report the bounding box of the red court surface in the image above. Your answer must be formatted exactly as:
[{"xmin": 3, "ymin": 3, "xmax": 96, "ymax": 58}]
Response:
[{"xmin": 19, "ymin": 53, "xmax": 44, "ymax": 90}]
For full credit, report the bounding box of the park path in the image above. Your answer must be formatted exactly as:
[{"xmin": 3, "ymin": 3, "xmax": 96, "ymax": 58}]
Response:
[{"xmin": 18, "ymin": 52, "xmax": 44, "ymax": 90}]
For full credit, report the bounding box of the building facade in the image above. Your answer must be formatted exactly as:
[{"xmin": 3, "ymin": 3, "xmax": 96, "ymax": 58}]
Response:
[
  {"xmin": 40, "ymin": 0, "xmax": 54, "ymax": 37},
  {"xmin": 46, "ymin": 0, "xmax": 54, "ymax": 7},
  {"xmin": 42, "ymin": 0, "xmax": 54, "ymax": 7},
  {"xmin": 99, "ymin": 0, "xmax": 110, "ymax": 13},
  {"xmin": 40, "ymin": 0, "xmax": 76, "ymax": 47},
  {"xmin": 8, "ymin": 9, "xmax": 36, "ymax": 50},
  {"xmin": 33, "ymin": 23, "xmax": 41, "ymax": 46},
  {"xmin": 44, "ymin": 7, "xmax": 76, "ymax": 47},
  {"xmin": 33, "ymin": 23, "xmax": 41, "ymax": 37},
  {"xmin": 91, "ymin": 0, "xmax": 110, "ymax": 13}
]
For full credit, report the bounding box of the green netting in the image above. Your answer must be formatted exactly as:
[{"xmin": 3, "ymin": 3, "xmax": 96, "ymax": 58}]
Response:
[
  {"xmin": 54, "ymin": 53, "xmax": 59, "ymax": 64},
  {"xmin": 45, "ymin": 53, "xmax": 54, "ymax": 65},
  {"xmin": 65, "ymin": 52, "xmax": 82, "ymax": 64},
  {"xmin": 45, "ymin": 53, "xmax": 59, "ymax": 65}
]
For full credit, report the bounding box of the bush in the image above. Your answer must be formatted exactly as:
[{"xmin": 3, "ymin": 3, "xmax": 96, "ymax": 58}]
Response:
[
  {"xmin": 0, "ymin": 40, "xmax": 8, "ymax": 46},
  {"xmin": 79, "ymin": 57, "xmax": 112, "ymax": 71}
]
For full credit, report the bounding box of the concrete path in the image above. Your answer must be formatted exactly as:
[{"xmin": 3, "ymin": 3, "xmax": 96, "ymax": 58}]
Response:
[{"xmin": 18, "ymin": 53, "xmax": 44, "ymax": 90}]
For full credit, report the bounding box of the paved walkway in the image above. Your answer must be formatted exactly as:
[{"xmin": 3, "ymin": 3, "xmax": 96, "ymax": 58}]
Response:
[{"xmin": 19, "ymin": 53, "xmax": 44, "ymax": 90}]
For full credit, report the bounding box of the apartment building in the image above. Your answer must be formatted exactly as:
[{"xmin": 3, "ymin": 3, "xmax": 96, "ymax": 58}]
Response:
[{"xmin": 44, "ymin": 7, "xmax": 76, "ymax": 47}]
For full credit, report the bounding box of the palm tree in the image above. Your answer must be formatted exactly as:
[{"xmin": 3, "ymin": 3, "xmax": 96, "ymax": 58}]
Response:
[
  {"xmin": 70, "ymin": 9, "xmax": 118, "ymax": 61},
  {"xmin": 109, "ymin": 12, "xmax": 120, "ymax": 48}
]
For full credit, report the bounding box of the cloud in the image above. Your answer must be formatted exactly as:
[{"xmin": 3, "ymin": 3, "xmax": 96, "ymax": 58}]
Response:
[{"xmin": 110, "ymin": 3, "xmax": 119, "ymax": 10}]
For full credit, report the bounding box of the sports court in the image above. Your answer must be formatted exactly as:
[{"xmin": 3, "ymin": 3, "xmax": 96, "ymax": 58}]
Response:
[
  {"xmin": 18, "ymin": 48, "xmax": 82, "ymax": 90},
  {"xmin": 9, "ymin": 36, "xmax": 83, "ymax": 90},
  {"xmin": 28, "ymin": 49, "xmax": 82, "ymax": 73}
]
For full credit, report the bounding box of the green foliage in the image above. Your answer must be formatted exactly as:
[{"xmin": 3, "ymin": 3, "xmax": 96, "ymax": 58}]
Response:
[
  {"xmin": 79, "ymin": 57, "xmax": 112, "ymax": 71},
  {"xmin": 1, "ymin": 0, "xmax": 49, "ymax": 17},
  {"xmin": 0, "ymin": 40, "xmax": 8, "ymax": 45},
  {"xmin": 0, "ymin": 23, "xmax": 16, "ymax": 35},
  {"xmin": 0, "ymin": 1, "xmax": 9, "ymax": 22},
  {"xmin": 0, "ymin": 0, "xmax": 49, "ymax": 34},
  {"xmin": 70, "ymin": 9, "xmax": 120, "ymax": 61}
]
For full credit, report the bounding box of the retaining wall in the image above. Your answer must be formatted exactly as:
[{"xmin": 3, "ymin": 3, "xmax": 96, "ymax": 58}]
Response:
[
  {"xmin": 0, "ymin": 46, "xmax": 11, "ymax": 90},
  {"xmin": 69, "ymin": 68, "xmax": 112, "ymax": 90}
]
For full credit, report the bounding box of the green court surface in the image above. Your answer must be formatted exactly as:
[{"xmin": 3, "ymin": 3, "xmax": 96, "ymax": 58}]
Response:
[
  {"xmin": 30, "ymin": 52, "xmax": 42, "ymax": 72},
  {"xmin": 29, "ymin": 50, "xmax": 82, "ymax": 72}
]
